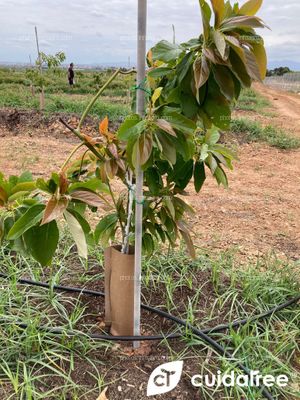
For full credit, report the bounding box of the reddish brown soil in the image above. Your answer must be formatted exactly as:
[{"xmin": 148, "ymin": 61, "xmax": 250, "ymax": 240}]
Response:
[{"xmin": 190, "ymin": 142, "xmax": 300, "ymax": 261}]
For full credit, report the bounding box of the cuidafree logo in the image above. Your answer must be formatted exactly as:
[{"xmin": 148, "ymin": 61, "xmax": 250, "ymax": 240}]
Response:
[{"xmin": 147, "ymin": 361, "xmax": 183, "ymax": 396}]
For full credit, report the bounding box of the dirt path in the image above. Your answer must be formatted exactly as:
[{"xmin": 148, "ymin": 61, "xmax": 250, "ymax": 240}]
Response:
[
  {"xmin": 190, "ymin": 143, "xmax": 300, "ymax": 261},
  {"xmin": 254, "ymin": 82, "xmax": 300, "ymax": 137}
]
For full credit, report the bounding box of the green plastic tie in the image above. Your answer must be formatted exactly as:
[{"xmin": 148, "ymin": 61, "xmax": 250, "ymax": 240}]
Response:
[
  {"xmin": 135, "ymin": 198, "xmax": 145, "ymax": 205},
  {"xmin": 131, "ymin": 78, "xmax": 152, "ymax": 96}
]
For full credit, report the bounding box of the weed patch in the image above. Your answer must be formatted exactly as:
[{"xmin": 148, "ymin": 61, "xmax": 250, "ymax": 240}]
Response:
[{"xmin": 231, "ymin": 118, "xmax": 300, "ymax": 149}]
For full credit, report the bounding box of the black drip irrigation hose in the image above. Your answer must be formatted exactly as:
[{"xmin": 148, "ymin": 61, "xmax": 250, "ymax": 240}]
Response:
[{"xmin": 0, "ymin": 273, "xmax": 299, "ymax": 400}]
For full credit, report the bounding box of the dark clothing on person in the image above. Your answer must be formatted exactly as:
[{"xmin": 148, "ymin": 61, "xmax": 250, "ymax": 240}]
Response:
[{"xmin": 68, "ymin": 67, "xmax": 74, "ymax": 85}]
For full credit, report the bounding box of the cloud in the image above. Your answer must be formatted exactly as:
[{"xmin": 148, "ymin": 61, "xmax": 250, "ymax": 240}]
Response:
[{"xmin": 0, "ymin": 0, "xmax": 299, "ymax": 66}]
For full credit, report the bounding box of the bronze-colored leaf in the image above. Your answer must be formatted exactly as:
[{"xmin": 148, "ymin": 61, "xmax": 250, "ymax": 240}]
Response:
[
  {"xmin": 193, "ymin": 56, "xmax": 210, "ymax": 90},
  {"xmin": 203, "ymin": 48, "xmax": 228, "ymax": 65},
  {"xmin": 59, "ymin": 173, "xmax": 68, "ymax": 194},
  {"xmin": 104, "ymin": 160, "xmax": 118, "ymax": 179},
  {"xmin": 70, "ymin": 190, "xmax": 103, "ymax": 207},
  {"xmin": 99, "ymin": 116, "xmax": 109, "ymax": 135},
  {"xmin": 41, "ymin": 197, "xmax": 68, "ymax": 225},
  {"xmin": 221, "ymin": 15, "xmax": 268, "ymax": 30},
  {"xmin": 225, "ymin": 35, "xmax": 241, "ymax": 48},
  {"xmin": 133, "ymin": 133, "xmax": 153, "ymax": 167},
  {"xmin": 156, "ymin": 119, "xmax": 177, "ymax": 137},
  {"xmin": 244, "ymin": 47, "xmax": 262, "ymax": 81}
]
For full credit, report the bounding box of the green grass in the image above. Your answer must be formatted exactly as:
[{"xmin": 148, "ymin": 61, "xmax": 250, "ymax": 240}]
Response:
[
  {"xmin": 0, "ymin": 67, "xmax": 135, "ymax": 96},
  {"xmin": 0, "ymin": 67, "xmax": 134, "ymax": 121},
  {"xmin": 0, "ymin": 233, "xmax": 299, "ymax": 399},
  {"xmin": 231, "ymin": 118, "xmax": 300, "ymax": 149},
  {"xmin": 0, "ymin": 84, "xmax": 130, "ymax": 121},
  {"xmin": 235, "ymin": 88, "xmax": 271, "ymax": 114}
]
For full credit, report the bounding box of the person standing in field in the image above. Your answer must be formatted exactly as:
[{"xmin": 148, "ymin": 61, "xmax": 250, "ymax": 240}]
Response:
[{"xmin": 68, "ymin": 63, "xmax": 75, "ymax": 87}]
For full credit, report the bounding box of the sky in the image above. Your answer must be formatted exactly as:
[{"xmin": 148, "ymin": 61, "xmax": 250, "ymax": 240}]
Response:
[{"xmin": 0, "ymin": 0, "xmax": 299, "ymax": 67}]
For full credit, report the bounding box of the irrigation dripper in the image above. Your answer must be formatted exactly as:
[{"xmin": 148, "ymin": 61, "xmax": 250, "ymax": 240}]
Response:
[{"xmin": 0, "ymin": 272, "xmax": 299, "ymax": 400}]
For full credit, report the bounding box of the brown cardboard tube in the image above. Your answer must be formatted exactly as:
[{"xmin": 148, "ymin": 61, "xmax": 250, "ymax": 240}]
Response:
[
  {"xmin": 104, "ymin": 247, "xmax": 112, "ymax": 328},
  {"xmin": 105, "ymin": 245, "xmax": 135, "ymax": 336}
]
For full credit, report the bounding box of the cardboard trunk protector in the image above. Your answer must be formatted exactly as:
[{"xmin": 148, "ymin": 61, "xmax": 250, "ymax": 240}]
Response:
[{"xmin": 104, "ymin": 245, "xmax": 135, "ymax": 336}]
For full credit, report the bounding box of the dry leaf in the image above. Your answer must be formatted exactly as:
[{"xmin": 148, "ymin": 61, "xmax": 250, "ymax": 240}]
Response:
[{"xmin": 96, "ymin": 387, "xmax": 108, "ymax": 400}]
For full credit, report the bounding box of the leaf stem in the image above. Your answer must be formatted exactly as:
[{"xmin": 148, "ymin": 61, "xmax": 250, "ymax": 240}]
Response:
[
  {"xmin": 107, "ymin": 180, "xmax": 124, "ymax": 234},
  {"xmin": 122, "ymin": 170, "xmax": 134, "ymax": 254},
  {"xmin": 78, "ymin": 68, "xmax": 136, "ymax": 131},
  {"xmin": 60, "ymin": 143, "xmax": 84, "ymax": 173},
  {"xmin": 59, "ymin": 118, "xmax": 105, "ymax": 161}
]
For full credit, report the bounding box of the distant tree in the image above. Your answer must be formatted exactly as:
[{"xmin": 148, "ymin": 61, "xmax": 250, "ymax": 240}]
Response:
[{"xmin": 266, "ymin": 67, "xmax": 292, "ymax": 77}]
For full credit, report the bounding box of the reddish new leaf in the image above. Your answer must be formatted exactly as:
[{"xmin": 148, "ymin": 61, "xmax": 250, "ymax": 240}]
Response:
[
  {"xmin": 59, "ymin": 173, "xmax": 69, "ymax": 194},
  {"xmin": 156, "ymin": 119, "xmax": 177, "ymax": 137},
  {"xmin": 193, "ymin": 56, "xmax": 210, "ymax": 91},
  {"xmin": 71, "ymin": 190, "xmax": 103, "ymax": 207},
  {"xmin": 133, "ymin": 133, "xmax": 153, "ymax": 167},
  {"xmin": 41, "ymin": 197, "xmax": 68, "ymax": 225},
  {"xmin": 99, "ymin": 116, "xmax": 109, "ymax": 135},
  {"xmin": 105, "ymin": 160, "xmax": 118, "ymax": 179}
]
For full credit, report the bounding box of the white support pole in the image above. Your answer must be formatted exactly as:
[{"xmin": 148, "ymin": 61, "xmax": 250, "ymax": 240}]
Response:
[{"xmin": 133, "ymin": 0, "xmax": 147, "ymax": 348}]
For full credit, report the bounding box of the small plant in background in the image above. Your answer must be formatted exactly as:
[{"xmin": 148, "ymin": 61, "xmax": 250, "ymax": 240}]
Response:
[
  {"xmin": 25, "ymin": 51, "xmax": 66, "ymax": 109},
  {"xmin": 93, "ymin": 73, "xmax": 104, "ymax": 90}
]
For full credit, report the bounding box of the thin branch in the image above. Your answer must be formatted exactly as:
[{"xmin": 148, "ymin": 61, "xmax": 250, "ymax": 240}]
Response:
[
  {"xmin": 60, "ymin": 143, "xmax": 84, "ymax": 173},
  {"xmin": 78, "ymin": 149, "xmax": 90, "ymax": 178},
  {"xmin": 59, "ymin": 118, "xmax": 105, "ymax": 162},
  {"xmin": 78, "ymin": 68, "xmax": 136, "ymax": 131},
  {"xmin": 107, "ymin": 180, "xmax": 124, "ymax": 234},
  {"xmin": 122, "ymin": 170, "xmax": 135, "ymax": 254},
  {"xmin": 120, "ymin": 69, "xmax": 137, "ymax": 75}
]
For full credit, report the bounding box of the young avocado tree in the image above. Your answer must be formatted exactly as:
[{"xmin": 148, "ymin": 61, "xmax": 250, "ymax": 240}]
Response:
[
  {"xmin": 0, "ymin": 0, "xmax": 267, "ymax": 336},
  {"xmin": 26, "ymin": 50, "xmax": 66, "ymax": 110}
]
